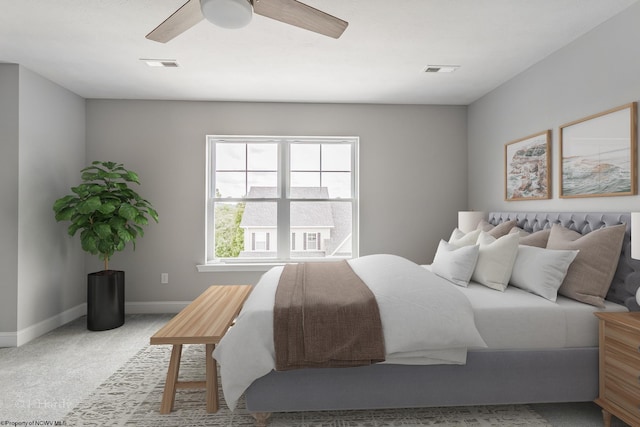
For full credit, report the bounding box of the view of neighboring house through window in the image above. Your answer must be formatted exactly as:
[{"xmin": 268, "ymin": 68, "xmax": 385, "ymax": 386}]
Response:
[{"xmin": 206, "ymin": 136, "xmax": 358, "ymax": 264}]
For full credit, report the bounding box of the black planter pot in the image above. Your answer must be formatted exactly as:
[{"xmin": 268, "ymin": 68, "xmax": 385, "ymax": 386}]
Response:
[{"xmin": 87, "ymin": 270, "xmax": 125, "ymax": 331}]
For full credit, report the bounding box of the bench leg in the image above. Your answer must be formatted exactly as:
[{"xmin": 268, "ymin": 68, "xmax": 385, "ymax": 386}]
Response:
[
  {"xmin": 252, "ymin": 412, "xmax": 272, "ymax": 427},
  {"xmin": 206, "ymin": 343, "xmax": 218, "ymax": 413},
  {"xmin": 160, "ymin": 344, "xmax": 182, "ymax": 414}
]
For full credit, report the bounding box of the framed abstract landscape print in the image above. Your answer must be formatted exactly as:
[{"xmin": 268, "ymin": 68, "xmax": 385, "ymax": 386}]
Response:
[
  {"xmin": 504, "ymin": 130, "xmax": 551, "ymax": 201},
  {"xmin": 560, "ymin": 102, "xmax": 637, "ymax": 198}
]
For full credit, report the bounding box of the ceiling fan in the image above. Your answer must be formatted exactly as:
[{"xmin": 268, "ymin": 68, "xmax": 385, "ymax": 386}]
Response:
[{"xmin": 146, "ymin": 0, "xmax": 349, "ymax": 43}]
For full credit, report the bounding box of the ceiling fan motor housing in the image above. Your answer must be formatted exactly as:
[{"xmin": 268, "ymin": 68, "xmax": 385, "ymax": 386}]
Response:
[{"xmin": 200, "ymin": 0, "xmax": 253, "ymax": 29}]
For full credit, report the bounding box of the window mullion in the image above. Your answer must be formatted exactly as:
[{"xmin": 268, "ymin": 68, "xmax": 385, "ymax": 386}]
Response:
[{"xmin": 277, "ymin": 142, "xmax": 290, "ymax": 260}]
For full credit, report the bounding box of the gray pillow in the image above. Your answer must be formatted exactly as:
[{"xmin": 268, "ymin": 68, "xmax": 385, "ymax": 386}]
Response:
[{"xmin": 546, "ymin": 223, "xmax": 626, "ymax": 308}]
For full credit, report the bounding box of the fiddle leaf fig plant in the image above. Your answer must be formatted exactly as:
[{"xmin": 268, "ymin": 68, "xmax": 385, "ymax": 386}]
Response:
[{"xmin": 53, "ymin": 161, "xmax": 159, "ymax": 271}]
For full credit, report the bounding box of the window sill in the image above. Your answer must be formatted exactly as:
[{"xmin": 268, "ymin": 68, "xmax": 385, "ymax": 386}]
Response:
[
  {"xmin": 197, "ymin": 256, "xmax": 352, "ymax": 272},
  {"xmin": 196, "ymin": 263, "xmax": 286, "ymax": 273}
]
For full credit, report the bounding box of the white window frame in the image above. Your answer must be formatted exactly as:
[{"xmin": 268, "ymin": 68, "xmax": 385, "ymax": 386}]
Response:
[
  {"xmin": 198, "ymin": 135, "xmax": 359, "ymax": 272},
  {"xmin": 304, "ymin": 232, "xmax": 319, "ymax": 251}
]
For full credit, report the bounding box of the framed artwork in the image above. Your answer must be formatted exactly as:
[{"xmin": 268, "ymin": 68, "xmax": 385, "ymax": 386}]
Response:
[
  {"xmin": 560, "ymin": 102, "xmax": 637, "ymax": 198},
  {"xmin": 504, "ymin": 130, "xmax": 551, "ymax": 201}
]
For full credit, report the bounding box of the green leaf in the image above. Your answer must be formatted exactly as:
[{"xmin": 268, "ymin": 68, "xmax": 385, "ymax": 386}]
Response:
[
  {"xmin": 97, "ymin": 202, "xmax": 117, "ymax": 214},
  {"xmin": 109, "ymin": 216, "xmax": 126, "ymax": 229},
  {"xmin": 71, "ymin": 185, "xmax": 89, "ymax": 197},
  {"xmin": 80, "ymin": 171, "xmax": 100, "ymax": 182},
  {"xmin": 124, "ymin": 171, "xmax": 140, "ymax": 184},
  {"xmin": 77, "ymin": 196, "xmax": 102, "ymax": 214},
  {"xmin": 97, "ymin": 239, "xmax": 114, "ymax": 255},
  {"xmin": 54, "ymin": 208, "xmax": 75, "ymax": 221},
  {"xmin": 118, "ymin": 203, "xmax": 137, "ymax": 220},
  {"xmin": 80, "ymin": 232, "xmax": 99, "ymax": 254},
  {"xmin": 117, "ymin": 228, "xmax": 133, "ymax": 242},
  {"xmin": 67, "ymin": 223, "xmax": 81, "ymax": 236},
  {"xmin": 147, "ymin": 207, "xmax": 159, "ymax": 222},
  {"xmin": 87, "ymin": 184, "xmax": 104, "ymax": 194},
  {"xmin": 94, "ymin": 223, "xmax": 112, "ymax": 239},
  {"xmin": 102, "ymin": 161, "xmax": 118, "ymax": 170},
  {"xmin": 134, "ymin": 215, "xmax": 148, "ymax": 226},
  {"xmin": 74, "ymin": 215, "xmax": 90, "ymax": 227},
  {"xmin": 52, "ymin": 195, "xmax": 76, "ymax": 212}
]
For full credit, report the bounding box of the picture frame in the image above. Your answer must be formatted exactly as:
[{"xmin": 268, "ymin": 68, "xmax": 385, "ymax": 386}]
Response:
[
  {"xmin": 559, "ymin": 102, "xmax": 637, "ymax": 198},
  {"xmin": 504, "ymin": 130, "xmax": 551, "ymax": 201}
]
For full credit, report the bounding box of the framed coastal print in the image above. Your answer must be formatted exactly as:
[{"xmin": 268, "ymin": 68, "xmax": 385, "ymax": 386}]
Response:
[
  {"xmin": 560, "ymin": 102, "xmax": 637, "ymax": 198},
  {"xmin": 504, "ymin": 130, "xmax": 551, "ymax": 201}
]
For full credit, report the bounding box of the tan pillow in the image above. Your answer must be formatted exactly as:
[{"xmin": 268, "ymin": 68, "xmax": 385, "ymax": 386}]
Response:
[
  {"xmin": 546, "ymin": 223, "xmax": 626, "ymax": 307},
  {"xmin": 477, "ymin": 219, "xmax": 516, "ymax": 238},
  {"xmin": 509, "ymin": 227, "xmax": 551, "ymax": 248}
]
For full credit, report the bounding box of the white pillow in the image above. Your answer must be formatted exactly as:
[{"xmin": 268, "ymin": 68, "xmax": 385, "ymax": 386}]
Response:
[
  {"xmin": 431, "ymin": 240, "xmax": 480, "ymax": 287},
  {"xmin": 471, "ymin": 232, "xmax": 520, "ymax": 291},
  {"xmin": 510, "ymin": 245, "xmax": 579, "ymax": 301},
  {"xmin": 448, "ymin": 228, "xmax": 481, "ymax": 247}
]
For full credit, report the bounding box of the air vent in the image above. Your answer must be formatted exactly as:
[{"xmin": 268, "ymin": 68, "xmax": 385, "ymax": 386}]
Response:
[
  {"xmin": 424, "ymin": 65, "xmax": 460, "ymax": 73},
  {"xmin": 140, "ymin": 59, "xmax": 180, "ymax": 68}
]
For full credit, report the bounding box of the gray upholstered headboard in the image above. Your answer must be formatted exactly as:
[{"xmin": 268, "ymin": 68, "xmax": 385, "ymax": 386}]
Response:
[{"xmin": 488, "ymin": 212, "xmax": 640, "ymax": 311}]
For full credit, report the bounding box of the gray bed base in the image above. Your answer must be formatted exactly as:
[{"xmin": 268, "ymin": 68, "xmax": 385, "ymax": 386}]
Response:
[
  {"xmin": 244, "ymin": 212, "xmax": 640, "ymax": 417},
  {"xmin": 246, "ymin": 348, "xmax": 598, "ymax": 412}
]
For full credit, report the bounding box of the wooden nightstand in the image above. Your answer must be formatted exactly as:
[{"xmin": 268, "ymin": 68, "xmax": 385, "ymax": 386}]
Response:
[{"xmin": 595, "ymin": 311, "xmax": 640, "ymax": 427}]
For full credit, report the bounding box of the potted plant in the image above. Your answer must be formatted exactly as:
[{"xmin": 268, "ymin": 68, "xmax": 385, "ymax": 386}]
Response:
[{"xmin": 53, "ymin": 161, "xmax": 159, "ymax": 331}]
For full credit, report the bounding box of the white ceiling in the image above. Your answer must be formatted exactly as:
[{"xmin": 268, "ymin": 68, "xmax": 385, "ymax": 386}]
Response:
[{"xmin": 1, "ymin": 0, "xmax": 637, "ymax": 105}]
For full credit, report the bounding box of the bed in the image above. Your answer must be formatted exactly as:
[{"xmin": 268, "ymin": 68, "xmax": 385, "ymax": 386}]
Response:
[{"xmin": 213, "ymin": 211, "xmax": 640, "ymax": 425}]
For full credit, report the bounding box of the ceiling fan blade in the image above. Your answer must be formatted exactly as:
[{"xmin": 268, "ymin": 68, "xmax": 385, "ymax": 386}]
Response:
[
  {"xmin": 146, "ymin": 0, "xmax": 204, "ymax": 43},
  {"xmin": 253, "ymin": 0, "xmax": 348, "ymax": 39}
]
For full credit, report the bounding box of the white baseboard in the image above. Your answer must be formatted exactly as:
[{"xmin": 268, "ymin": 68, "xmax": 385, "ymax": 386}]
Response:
[
  {"xmin": 125, "ymin": 301, "xmax": 189, "ymax": 314},
  {"xmin": 0, "ymin": 303, "xmax": 87, "ymax": 348},
  {"xmin": 0, "ymin": 332, "xmax": 17, "ymax": 348},
  {"xmin": 0, "ymin": 301, "xmax": 190, "ymax": 347}
]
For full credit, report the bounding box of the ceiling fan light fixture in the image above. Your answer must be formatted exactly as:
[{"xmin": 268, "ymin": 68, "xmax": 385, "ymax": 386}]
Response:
[{"xmin": 200, "ymin": 0, "xmax": 253, "ymax": 29}]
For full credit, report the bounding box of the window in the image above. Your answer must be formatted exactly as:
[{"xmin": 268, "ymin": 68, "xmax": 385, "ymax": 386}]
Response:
[
  {"xmin": 305, "ymin": 232, "xmax": 319, "ymax": 250},
  {"xmin": 251, "ymin": 232, "xmax": 270, "ymax": 251},
  {"xmin": 205, "ymin": 136, "xmax": 358, "ymax": 266}
]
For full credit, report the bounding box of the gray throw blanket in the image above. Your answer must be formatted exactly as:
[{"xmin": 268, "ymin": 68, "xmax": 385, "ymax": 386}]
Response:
[{"xmin": 274, "ymin": 260, "xmax": 385, "ymax": 371}]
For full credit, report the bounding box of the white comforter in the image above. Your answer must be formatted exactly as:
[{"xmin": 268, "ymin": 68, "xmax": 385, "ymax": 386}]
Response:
[{"xmin": 213, "ymin": 254, "xmax": 487, "ymax": 410}]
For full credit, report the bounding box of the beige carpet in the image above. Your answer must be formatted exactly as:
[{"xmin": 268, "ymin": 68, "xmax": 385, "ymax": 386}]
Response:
[{"xmin": 63, "ymin": 344, "xmax": 552, "ymax": 426}]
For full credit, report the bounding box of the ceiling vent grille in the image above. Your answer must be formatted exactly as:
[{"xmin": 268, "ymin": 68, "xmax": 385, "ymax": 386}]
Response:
[
  {"xmin": 141, "ymin": 59, "xmax": 180, "ymax": 67},
  {"xmin": 423, "ymin": 65, "xmax": 459, "ymax": 73}
]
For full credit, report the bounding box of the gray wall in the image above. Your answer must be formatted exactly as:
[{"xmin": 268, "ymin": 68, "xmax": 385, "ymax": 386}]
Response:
[
  {"xmin": 468, "ymin": 2, "xmax": 640, "ymax": 213},
  {"xmin": 0, "ymin": 64, "xmax": 20, "ymax": 333},
  {"xmin": 17, "ymin": 67, "xmax": 86, "ymax": 330},
  {"xmin": 0, "ymin": 64, "xmax": 85, "ymax": 341},
  {"xmin": 86, "ymin": 101, "xmax": 467, "ymax": 302}
]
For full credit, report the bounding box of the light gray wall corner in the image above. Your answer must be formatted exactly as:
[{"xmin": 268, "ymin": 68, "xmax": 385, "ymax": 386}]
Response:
[
  {"xmin": 15, "ymin": 66, "xmax": 86, "ymax": 336},
  {"xmin": 467, "ymin": 1, "xmax": 640, "ymax": 214},
  {"xmin": 0, "ymin": 64, "xmax": 20, "ymax": 334},
  {"xmin": 86, "ymin": 101, "xmax": 467, "ymax": 303}
]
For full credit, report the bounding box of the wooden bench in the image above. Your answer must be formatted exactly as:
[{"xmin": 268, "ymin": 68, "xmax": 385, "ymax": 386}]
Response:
[{"xmin": 150, "ymin": 285, "xmax": 253, "ymax": 414}]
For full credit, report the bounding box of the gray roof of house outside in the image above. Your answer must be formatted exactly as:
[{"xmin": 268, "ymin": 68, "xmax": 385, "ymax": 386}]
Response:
[
  {"xmin": 240, "ymin": 187, "xmax": 335, "ymax": 227},
  {"xmin": 323, "ymin": 201, "xmax": 352, "ymax": 255},
  {"xmin": 239, "ymin": 186, "xmax": 352, "ymax": 257}
]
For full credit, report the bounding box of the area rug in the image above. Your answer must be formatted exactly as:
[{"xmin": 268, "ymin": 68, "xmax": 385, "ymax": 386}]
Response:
[{"xmin": 64, "ymin": 344, "xmax": 551, "ymax": 426}]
